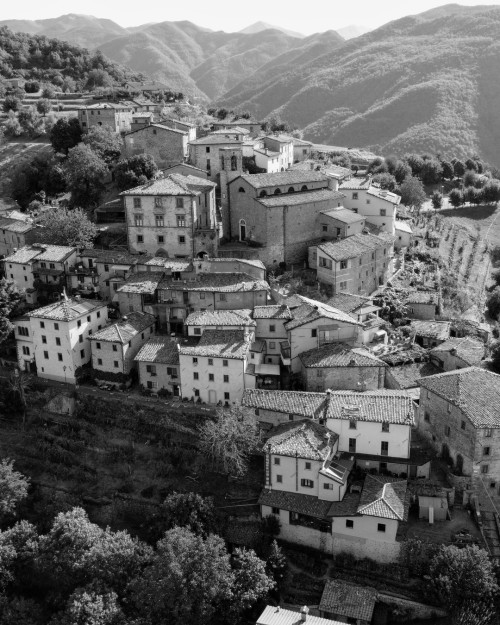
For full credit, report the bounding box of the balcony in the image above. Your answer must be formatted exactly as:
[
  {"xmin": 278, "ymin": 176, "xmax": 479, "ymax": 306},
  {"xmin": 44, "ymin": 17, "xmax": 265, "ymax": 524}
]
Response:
[
  {"xmin": 280, "ymin": 341, "xmax": 291, "ymax": 366},
  {"xmin": 68, "ymin": 264, "xmax": 98, "ymax": 276},
  {"xmin": 362, "ymin": 314, "xmax": 385, "ymax": 330}
]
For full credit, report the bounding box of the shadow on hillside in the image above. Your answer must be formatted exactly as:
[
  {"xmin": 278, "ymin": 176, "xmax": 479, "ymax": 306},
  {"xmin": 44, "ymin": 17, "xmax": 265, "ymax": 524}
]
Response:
[{"xmin": 439, "ymin": 204, "xmax": 498, "ymax": 221}]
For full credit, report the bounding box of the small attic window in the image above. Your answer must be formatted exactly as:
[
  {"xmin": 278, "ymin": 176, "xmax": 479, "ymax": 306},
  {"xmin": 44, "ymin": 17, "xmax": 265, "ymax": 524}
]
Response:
[{"xmin": 238, "ymin": 187, "xmax": 245, "ymax": 193}]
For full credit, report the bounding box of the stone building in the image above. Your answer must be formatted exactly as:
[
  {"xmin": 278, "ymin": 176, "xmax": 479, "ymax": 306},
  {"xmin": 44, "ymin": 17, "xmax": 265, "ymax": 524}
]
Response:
[
  {"xmin": 253, "ymin": 304, "xmax": 293, "ymax": 366},
  {"xmin": 135, "ymin": 337, "xmax": 180, "ymax": 395},
  {"xmin": 227, "ymin": 171, "xmax": 344, "ymax": 266},
  {"xmin": 121, "ymin": 174, "xmax": 218, "ymax": 258},
  {"xmin": 188, "ymin": 134, "xmax": 243, "ymax": 181},
  {"xmin": 318, "ymin": 208, "xmax": 366, "ymax": 240},
  {"xmin": 340, "ymin": 177, "xmax": 400, "ymax": 235},
  {"xmin": 406, "ymin": 290, "xmax": 439, "ymax": 320},
  {"xmin": 417, "ymin": 367, "xmax": 500, "ymax": 487},
  {"xmin": 123, "ymin": 124, "xmax": 189, "ymax": 168},
  {"xmin": 0, "ymin": 216, "xmax": 37, "ymax": 258},
  {"xmin": 78, "ymin": 102, "xmax": 133, "ymax": 134},
  {"xmin": 429, "ymin": 337, "xmax": 485, "ymax": 371}
]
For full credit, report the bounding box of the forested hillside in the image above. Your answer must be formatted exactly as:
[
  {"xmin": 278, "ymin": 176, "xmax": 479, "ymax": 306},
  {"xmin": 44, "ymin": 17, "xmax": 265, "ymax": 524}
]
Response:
[{"xmin": 0, "ymin": 27, "xmax": 141, "ymax": 90}]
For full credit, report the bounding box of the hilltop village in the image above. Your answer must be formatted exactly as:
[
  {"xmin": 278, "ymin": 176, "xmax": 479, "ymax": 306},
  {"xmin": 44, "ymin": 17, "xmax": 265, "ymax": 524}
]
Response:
[{"xmin": 1, "ymin": 79, "xmax": 500, "ymax": 625}]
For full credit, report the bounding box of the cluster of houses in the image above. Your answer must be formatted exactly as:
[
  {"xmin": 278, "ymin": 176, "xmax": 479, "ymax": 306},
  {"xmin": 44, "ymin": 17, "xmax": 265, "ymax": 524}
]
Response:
[{"xmin": 2, "ymin": 98, "xmax": 500, "ymax": 586}]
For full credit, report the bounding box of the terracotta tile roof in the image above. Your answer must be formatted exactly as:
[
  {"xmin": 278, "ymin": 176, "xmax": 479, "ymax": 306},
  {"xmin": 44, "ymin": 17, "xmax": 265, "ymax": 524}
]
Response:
[
  {"xmin": 117, "ymin": 272, "xmax": 164, "ymax": 294},
  {"xmin": 89, "ymin": 312, "xmax": 155, "ymax": 344},
  {"xmin": 300, "ymin": 344, "xmax": 386, "ymax": 368},
  {"xmin": 258, "ymin": 489, "xmax": 333, "ymax": 519},
  {"xmin": 5, "ymin": 244, "xmax": 75, "ymax": 264},
  {"xmin": 125, "ymin": 123, "xmax": 186, "ymax": 137},
  {"xmin": 380, "ymin": 344, "xmax": 429, "ymax": 365},
  {"xmin": 257, "ymin": 605, "xmax": 344, "ymax": 625},
  {"xmin": 212, "ymin": 127, "xmax": 250, "ymax": 135},
  {"xmin": 326, "ymin": 390, "xmax": 415, "ymax": 425},
  {"xmin": 430, "ymin": 337, "xmax": 485, "ymax": 367},
  {"xmin": 243, "ymin": 389, "xmax": 329, "ymax": 420},
  {"xmin": 318, "ymin": 232, "xmax": 394, "ymax": 262},
  {"xmin": 411, "ymin": 320, "xmax": 451, "ymax": 341},
  {"xmin": 79, "ymin": 249, "xmax": 144, "ymax": 265},
  {"xmin": 120, "ymin": 173, "xmax": 215, "ymax": 196},
  {"xmin": 327, "ymin": 492, "xmax": 361, "ymax": 517},
  {"xmin": 340, "ymin": 177, "xmax": 371, "ymax": 190},
  {"xmin": 4, "ymin": 246, "xmax": 43, "ymax": 264},
  {"xmin": 395, "ymin": 220, "xmax": 413, "ymax": 234},
  {"xmin": 258, "ymin": 188, "xmax": 345, "ymax": 208},
  {"xmin": 320, "ymin": 580, "xmax": 377, "ymax": 622},
  {"xmin": 29, "ymin": 298, "xmax": 106, "ymax": 322},
  {"xmin": 320, "ymin": 207, "xmax": 364, "ymax": 223},
  {"xmin": 0, "ymin": 217, "xmax": 34, "ymax": 233},
  {"xmin": 189, "ymin": 135, "xmax": 243, "ymax": 145},
  {"xmin": 179, "ymin": 329, "xmax": 251, "ymax": 359},
  {"xmin": 419, "ymin": 367, "xmax": 500, "ymax": 428},
  {"xmin": 367, "ymin": 186, "xmax": 400, "ymax": 205},
  {"xmin": 209, "ymin": 257, "xmax": 266, "ymax": 269},
  {"xmin": 134, "ymin": 337, "xmax": 180, "ymax": 365},
  {"xmin": 159, "ymin": 273, "xmax": 269, "ymax": 293},
  {"xmin": 284, "ymin": 296, "xmax": 361, "ymax": 330},
  {"xmin": 407, "ymin": 290, "xmax": 439, "ymax": 305},
  {"xmin": 264, "ymin": 419, "xmax": 336, "ymax": 461},
  {"xmin": 253, "ymin": 305, "xmax": 292, "ymax": 320},
  {"xmin": 185, "ymin": 309, "xmax": 255, "ymax": 327},
  {"xmin": 386, "ymin": 361, "xmax": 443, "ymax": 389},
  {"xmin": 235, "ymin": 170, "xmax": 328, "ymax": 190},
  {"xmin": 357, "ymin": 475, "xmax": 409, "ymax": 521},
  {"xmin": 143, "ymin": 257, "xmax": 192, "ymax": 271},
  {"xmin": 326, "ymin": 292, "xmax": 371, "ymax": 314}
]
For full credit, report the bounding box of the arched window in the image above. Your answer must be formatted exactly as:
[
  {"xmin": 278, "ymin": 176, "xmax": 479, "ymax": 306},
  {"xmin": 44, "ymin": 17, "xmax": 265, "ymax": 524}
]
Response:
[
  {"xmin": 231, "ymin": 155, "xmax": 238, "ymax": 171},
  {"xmin": 288, "ymin": 187, "xmax": 295, "ymax": 193},
  {"xmin": 239, "ymin": 219, "xmax": 247, "ymax": 242},
  {"xmin": 259, "ymin": 190, "xmax": 267, "ymax": 198},
  {"xmin": 301, "ymin": 185, "xmax": 308, "ymax": 191},
  {"xmin": 238, "ymin": 187, "xmax": 246, "ymax": 193},
  {"xmin": 274, "ymin": 188, "xmax": 282, "ymax": 195}
]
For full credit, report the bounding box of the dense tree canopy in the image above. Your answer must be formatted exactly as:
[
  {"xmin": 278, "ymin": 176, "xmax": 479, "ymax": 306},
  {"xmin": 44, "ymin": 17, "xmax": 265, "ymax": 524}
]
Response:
[
  {"xmin": 114, "ymin": 155, "xmax": 158, "ymax": 192},
  {"xmin": 83, "ymin": 126, "xmax": 122, "ymax": 166},
  {"xmin": 0, "ymin": 280, "xmax": 22, "ymax": 345},
  {"xmin": 36, "ymin": 208, "xmax": 98, "ymax": 249},
  {"xmin": 0, "ymin": 460, "xmax": 29, "ymax": 520},
  {"xmin": 50, "ymin": 118, "xmax": 82, "ymax": 156},
  {"xmin": 63, "ymin": 144, "xmax": 108, "ymax": 207},
  {"xmin": 398, "ymin": 176, "xmax": 426, "ymax": 210}
]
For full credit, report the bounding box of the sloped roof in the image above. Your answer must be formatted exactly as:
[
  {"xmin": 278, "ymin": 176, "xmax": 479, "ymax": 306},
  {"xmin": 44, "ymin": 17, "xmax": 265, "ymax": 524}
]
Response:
[
  {"xmin": 185, "ymin": 309, "xmax": 255, "ymax": 327},
  {"xmin": 189, "ymin": 135, "xmax": 242, "ymax": 145},
  {"xmin": 235, "ymin": 170, "xmax": 328, "ymax": 190},
  {"xmin": 300, "ymin": 343, "xmax": 386, "ymax": 368},
  {"xmin": 340, "ymin": 177, "xmax": 371, "ymax": 190},
  {"xmin": 4, "ymin": 246, "xmax": 43, "ymax": 264},
  {"xmin": 179, "ymin": 329, "xmax": 251, "ymax": 359},
  {"xmin": 125, "ymin": 123, "xmax": 186, "ymax": 137},
  {"xmin": 418, "ymin": 367, "xmax": 500, "ymax": 428},
  {"xmin": 264, "ymin": 419, "xmax": 336, "ymax": 461},
  {"xmin": 243, "ymin": 389, "xmax": 329, "ymax": 420},
  {"xmin": 89, "ymin": 312, "xmax": 155, "ymax": 344},
  {"xmin": 257, "ymin": 605, "xmax": 344, "ymax": 625},
  {"xmin": 258, "ymin": 189, "xmax": 344, "ymax": 208},
  {"xmin": 120, "ymin": 173, "xmax": 215, "ymax": 196},
  {"xmin": 117, "ymin": 272, "xmax": 164, "ymax": 294},
  {"xmin": 0, "ymin": 217, "xmax": 34, "ymax": 233},
  {"xmin": 159, "ymin": 273, "xmax": 269, "ymax": 293},
  {"xmin": 357, "ymin": 475, "xmax": 409, "ymax": 521},
  {"xmin": 253, "ymin": 305, "xmax": 293, "ymax": 320},
  {"xmin": 430, "ymin": 337, "xmax": 485, "ymax": 367},
  {"xmin": 326, "ymin": 390, "xmax": 415, "ymax": 425},
  {"xmin": 5, "ymin": 244, "xmax": 75, "ymax": 264},
  {"xmin": 258, "ymin": 489, "xmax": 333, "ymax": 520},
  {"xmin": 209, "ymin": 257, "xmax": 266, "ymax": 269},
  {"xmin": 284, "ymin": 295, "xmax": 360, "ymax": 330},
  {"xmin": 318, "ymin": 232, "xmax": 393, "ymax": 262},
  {"xmin": 411, "ymin": 320, "xmax": 450, "ymax": 341},
  {"xmin": 79, "ymin": 249, "xmax": 143, "ymax": 265},
  {"xmin": 386, "ymin": 361, "xmax": 443, "ymax": 389},
  {"xmin": 320, "ymin": 580, "xmax": 377, "ymax": 622},
  {"xmin": 395, "ymin": 220, "xmax": 413, "ymax": 234},
  {"xmin": 144, "ymin": 257, "xmax": 192, "ymax": 271},
  {"xmin": 320, "ymin": 208, "xmax": 364, "ymax": 223},
  {"xmin": 326, "ymin": 292, "xmax": 371, "ymax": 314},
  {"xmin": 134, "ymin": 337, "xmax": 180, "ymax": 365},
  {"xmin": 29, "ymin": 298, "xmax": 106, "ymax": 321}
]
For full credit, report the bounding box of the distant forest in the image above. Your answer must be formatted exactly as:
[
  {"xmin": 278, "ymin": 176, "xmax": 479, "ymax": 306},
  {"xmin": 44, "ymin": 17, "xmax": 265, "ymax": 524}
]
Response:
[{"xmin": 0, "ymin": 27, "xmax": 142, "ymax": 91}]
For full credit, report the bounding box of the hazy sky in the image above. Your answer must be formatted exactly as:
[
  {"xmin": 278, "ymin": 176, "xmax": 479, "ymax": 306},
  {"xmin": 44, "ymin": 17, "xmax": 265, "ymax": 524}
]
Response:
[{"xmin": 2, "ymin": 0, "xmax": 500, "ymax": 34}]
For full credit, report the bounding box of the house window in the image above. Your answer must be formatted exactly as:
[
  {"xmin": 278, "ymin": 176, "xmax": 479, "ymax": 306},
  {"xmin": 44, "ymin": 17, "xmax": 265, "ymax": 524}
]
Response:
[
  {"xmin": 300, "ymin": 479, "xmax": 314, "ymax": 488},
  {"xmin": 322, "ymin": 224, "xmax": 328, "ymax": 232},
  {"xmin": 77, "ymin": 320, "xmax": 81, "ymax": 328},
  {"xmin": 305, "ymin": 462, "xmax": 311, "ymax": 470},
  {"xmin": 42, "ymin": 335, "xmax": 47, "ymax": 344},
  {"xmin": 133, "ymin": 198, "xmax": 141, "ymax": 209},
  {"xmin": 22, "ymin": 346, "xmax": 30, "ymax": 355},
  {"xmin": 223, "ymin": 375, "xmax": 229, "ymax": 383},
  {"xmin": 206, "ymin": 147, "xmax": 210, "ymax": 153},
  {"xmin": 484, "ymin": 447, "xmax": 491, "ymax": 456},
  {"xmin": 97, "ymin": 358, "xmax": 102, "ymax": 365},
  {"xmin": 269, "ymin": 341, "xmax": 276, "ymax": 349},
  {"xmin": 352, "ymin": 192, "xmax": 358, "ymax": 200},
  {"xmin": 114, "ymin": 361, "xmax": 119, "ymax": 368},
  {"xmin": 147, "ymin": 380, "xmax": 157, "ymax": 390},
  {"xmin": 158, "ymin": 236, "xmax": 164, "ymax": 244},
  {"xmin": 382, "ymin": 422, "xmax": 389, "ymax": 432},
  {"xmin": 194, "ymin": 328, "xmax": 201, "ymax": 335},
  {"xmin": 349, "ymin": 420, "xmax": 357, "ymax": 430},
  {"xmin": 112, "ymin": 344, "xmax": 117, "ymax": 352},
  {"xmin": 445, "ymin": 425, "xmax": 450, "ymax": 436},
  {"xmin": 323, "ymin": 483, "xmax": 334, "ymax": 490},
  {"xmin": 155, "ymin": 215, "xmax": 164, "ymax": 227},
  {"xmin": 96, "ymin": 342, "xmax": 101, "ymax": 350},
  {"xmin": 269, "ymin": 324, "xmax": 276, "ymax": 332},
  {"xmin": 289, "ymin": 414, "xmax": 294, "ymax": 421},
  {"xmin": 461, "ymin": 421, "xmax": 466, "ymax": 430},
  {"xmin": 40, "ymin": 321, "xmax": 45, "ymax": 329},
  {"xmin": 176, "ymin": 215, "xmax": 186, "ymax": 227},
  {"xmin": 80, "ymin": 350, "xmax": 85, "ymax": 358},
  {"xmin": 223, "ymin": 360, "xmax": 228, "ymax": 367},
  {"xmin": 485, "ymin": 428, "xmax": 493, "ymax": 437},
  {"xmin": 208, "ymin": 358, "xmax": 213, "ymax": 366},
  {"xmin": 380, "ymin": 209, "xmax": 386, "ymax": 216},
  {"xmin": 18, "ymin": 326, "xmax": 29, "ymax": 336},
  {"xmin": 311, "ymin": 329, "xmax": 317, "ymax": 338},
  {"xmin": 424, "ymin": 412, "xmax": 431, "ymax": 423},
  {"xmin": 137, "ymin": 235, "xmax": 143, "ymax": 243},
  {"xmin": 57, "ymin": 353, "xmax": 63, "ymax": 361},
  {"xmin": 178, "ymin": 236, "xmax": 186, "ymax": 244},
  {"xmin": 104, "ymin": 265, "xmax": 109, "ymax": 272},
  {"xmin": 274, "ymin": 457, "xmax": 280, "ymax": 465},
  {"xmin": 381, "ymin": 441, "xmax": 389, "ymax": 456},
  {"xmin": 482, "ymin": 465, "xmax": 489, "ymax": 474},
  {"xmin": 154, "ymin": 197, "xmax": 163, "ymax": 208},
  {"xmin": 340, "ymin": 281, "xmax": 347, "ymax": 290},
  {"xmin": 134, "ymin": 214, "xmax": 143, "ymax": 227},
  {"xmin": 447, "ymin": 403, "xmax": 452, "ymax": 413},
  {"xmin": 276, "ymin": 475, "xmax": 283, "ymax": 483},
  {"xmin": 194, "ymin": 389, "xmax": 200, "ymax": 397},
  {"xmin": 346, "ymin": 519, "xmax": 354, "ymax": 528},
  {"xmin": 43, "ymin": 351, "xmax": 49, "ymax": 359},
  {"xmin": 272, "ymin": 507, "xmax": 280, "ymax": 515},
  {"xmin": 176, "ymin": 198, "xmax": 184, "ymax": 209},
  {"xmin": 97, "ymin": 312, "xmax": 101, "ymax": 318},
  {"xmin": 193, "ymin": 372, "xmax": 199, "ymax": 380},
  {"xmin": 340, "ymin": 260, "xmax": 348, "ymax": 269},
  {"xmin": 209, "ymin": 373, "xmax": 214, "ymax": 381},
  {"xmin": 193, "ymin": 357, "xmax": 198, "ymax": 365},
  {"xmin": 377, "ymin": 523, "xmax": 386, "ymax": 533},
  {"xmin": 220, "ymin": 293, "xmax": 226, "ymax": 301}
]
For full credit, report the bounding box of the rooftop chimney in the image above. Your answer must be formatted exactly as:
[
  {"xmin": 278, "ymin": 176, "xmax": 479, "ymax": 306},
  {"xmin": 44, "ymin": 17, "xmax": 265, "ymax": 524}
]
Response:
[{"xmin": 300, "ymin": 606, "xmax": 309, "ymax": 622}]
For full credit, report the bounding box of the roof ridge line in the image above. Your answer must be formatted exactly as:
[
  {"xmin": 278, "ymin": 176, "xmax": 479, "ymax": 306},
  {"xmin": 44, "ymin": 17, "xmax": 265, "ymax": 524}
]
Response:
[{"xmin": 381, "ymin": 483, "xmax": 403, "ymax": 521}]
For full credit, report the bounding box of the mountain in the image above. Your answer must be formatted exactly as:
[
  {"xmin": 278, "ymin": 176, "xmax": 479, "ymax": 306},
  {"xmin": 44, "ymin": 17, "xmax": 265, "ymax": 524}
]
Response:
[
  {"xmin": 217, "ymin": 4, "xmax": 500, "ymax": 165},
  {"xmin": 335, "ymin": 25, "xmax": 370, "ymax": 39},
  {"xmin": 239, "ymin": 22, "xmax": 305, "ymax": 38}
]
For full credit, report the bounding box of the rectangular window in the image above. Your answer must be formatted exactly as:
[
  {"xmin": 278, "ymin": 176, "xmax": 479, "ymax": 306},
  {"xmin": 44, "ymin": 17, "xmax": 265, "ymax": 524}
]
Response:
[
  {"xmin": 22, "ymin": 346, "xmax": 30, "ymax": 355},
  {"xmin": 41, "ymin": 335, "xmax": 47, "ymax": 344},
  {"xmin": 154, "ymin": 197, "xmax": 163, "ymax": 208},
  {"xmin": 193, "ymin": 372, "xmax": 199, "ymax": 380},
  {"xmin": 340, "ymin": 260, "xmax": 348, "ymax": 270},
  {"xmin": 223, "ymin": 360, "xmax": 228, "ymax": 367},
  {"xmin": 300, "ymin": 479, "xmax": 314, "ymax": 488},
  {"xmin": 485, "ymin": 428, "xmax": 493, "ymax": 437},
  {"xmin": 461, "ymin": 420, "xmax": 466, "ymax": 430},
  {"xmin": 269, "ymin": 341, "xmax": 276, "ymax": 349},
  {"xmin": 276, "ymin": 475, "xmax": 282, "ymax": 483},
  {"xmin": 133, "ymin": 198, "xmax": 141, "ymax": 209},
  {"xmin": 80, "ymin": 350, "xmax": 85, "ymax": 358},
  {"xmin": 311, "ymin": 329, "xmax": 317, "ymax": 338},
  {"xmin": 176, "ymin": 198, "xmax": 184, "ymax": 209},
  {"xmin": 79, "ymin": 335, "xmax": 83, "ymax": 344},
  {"xmin": 339, "ymin": 281, "xmax": 347, "ymax": 290},
  {"xmin": 96, "ymin": 342, "xmax": 101, "ymax": 350},
  {"xmin": 380, "ymin": 209, "xmax": 386, "ymax": 216},
  {"xmin": 193, "ymin": 357, "xmax": 198, "ymax": 365},
  {"xmin": 381, "ymin": 441, "xmax": 389, "ymax": 456},
  {"xmin": 484, "ymin": 447, "xmax": 491, "ymax": 456},
  {"xmin": 482, "ymin": 465, "xmax": 489, "ymax": 474},
  {"xmin": 349, "ymin": 420, "xmax": 356, "ymax": 429},
  {"xmin": 114, "ymin": 361, "xmax": 119, "ymax": 368},
  {"xmin": 43, "ymin": 351, "xmax": 49, "ymax": 359},
  {"xmin": 220, "ymin": 293, "xmax": 227, "ymax": 301},
  {"xmin": 17, "ymin": 326, "xmax": 29, "ymax": 336},
  {"xmin": 377, "ymin": 523, "xmax": 386, "ymax": 533},
  {"xmin": 206, "ymin": 147, "xmax": 210, "ymax": 153},
  {"xmin": 104, "ymin": 265, "xmax": 109, "ymax": 272},
  {"xmin": 158, "ymin": 236, "xmax": 164, "ymax": 244},
  {"xmin": 274, "ymin": 457, "xmax": 280, "ymax": 465},
  {"xmin": 425, "ymin": 412, "xmax": 431, "ymax": 423},
  {"xmin": 445, "ymin": 425, "xmax": 450, "ymax": 436},
  {"xmin": 382, "ymin": 422, "xmax": 389, "ymax": 432},
  {"xmin": 352, "ymin": 192, "xmax": 358, "ymax": 200},
  {"xmin": 146, "ymin": 365, "xmax": 157, "ymax": 375},
  {"xmin": 137, "ymin": 235, "xmax": 143, "ymax": 243},
  {"xmin": 223, "ymin": 375, "xmax": 229, "ymax": 383},
  {"xmin": 77, "ymin": 320, "xmax": 81, "ymax": 328},
  {"xmin": 194, "ymin": 328, "xmax": 201, "ymax": 335},
  {"xmin": 40, "ymin": 321, "xmax": 45, "ymax": 329},
  {"xmin": 134, "ymin": 215, "xmax": 143, "ymax": 226},
  {"xmin": 224, "ymin": 392, "xmax": 230, "ymax": 400},
  {"xmin": 178, "ymin": 236, "xmax": 186, "ymax": 244},
  {"xmin": 272, "ymin": 507, "xmax": 280, "ymax": 515},
  {"xmin": 209, "ymin": 373, "xmax": 214, "ymax": 381},
  {"xmin": 269, "ymin": 324, "xmax": 276, "ymax": 333},
  {"xmin": 208, "ymin": 358, "xmax": 213, "ymax": 366},
  {"xmin": 97, "ymin": 358, "xmax": 103, "ymax": 365},
  {"xmin": 346, "ymin": 519, "xmax": 354, "ymax": 528},
  {"xmin": 305, "ymin": 462, "xmax": 311, "ymax": 470},
  {"xmin": 57, "ymin": 353, "xmax": 63, "ymax": 361},
  {"xmin": 323, "ymin": 483, "xmax": 334, "ymax": 490},
  {"xmin": 155, "ymin": 215, "xmax": 164, "ymax": 227}
]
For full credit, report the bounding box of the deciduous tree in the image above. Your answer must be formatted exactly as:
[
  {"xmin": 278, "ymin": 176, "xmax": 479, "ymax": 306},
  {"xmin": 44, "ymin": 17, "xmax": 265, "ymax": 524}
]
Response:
[
  {"xmin": 36, "ymin": 99, "xmax": 52, "ymax": 117},
  {"xmin": 431, "ymin": 191, "xmax": 443, "ymax": 209},
  {"xmin": 37, "ymin": 208, "xmax": 98, "ymax": 249},
  {"xmin": 114, "ymin": 154, "xmax": 158, "ymax": 192},
  {"xmin": 18, "ymin": 107, "xmax": 44, "ymax": 138},
  {"xmin": 398, "ymin": 176, "xmax": 426, "ymax": 210},
  {"xmin": 83, "ymin": 126, "xmax": 122, "ymax": 165},
  {"xmin": 0, "ymin": 460, "xmax": 29, "ymax": 519},
  {"xmin": 449, "ymin": 188, "xmax": 463, "ymax": 208},
  {"xmin": 0, "ymin": 279, "xmax": 22, "ymax": 345},
  {"xmin": 3, "ymin": 96, "xmax": 21, "ymax": 113},
  {"xmin": 63, "ymin": 144, "xmax": 108, "ymax": 207},
  {"xmin": 50, "ymin": 118, "xmax": 82, "ymax": 156}
]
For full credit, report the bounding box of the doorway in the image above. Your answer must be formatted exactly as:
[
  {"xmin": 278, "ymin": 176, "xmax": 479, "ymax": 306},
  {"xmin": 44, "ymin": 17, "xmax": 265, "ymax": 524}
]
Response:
[
  {"xmin": 239, "ymin": 219, "xmax": 246, "ymax": 241},
  {"xmin": 208, "ymin": 390, "xmax": 217, "ymax": 404}
]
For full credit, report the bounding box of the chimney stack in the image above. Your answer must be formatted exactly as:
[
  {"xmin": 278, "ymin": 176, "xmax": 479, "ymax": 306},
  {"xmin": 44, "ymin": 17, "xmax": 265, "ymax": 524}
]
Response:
[{"xmin": 300, "ymin": 606, "xmax": 309, "ymax": 622}]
